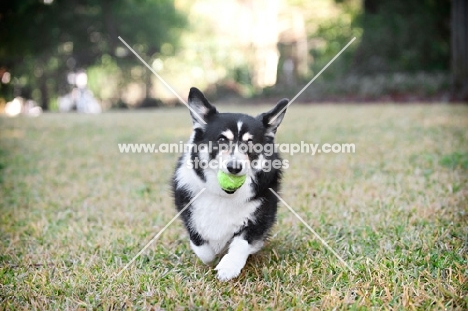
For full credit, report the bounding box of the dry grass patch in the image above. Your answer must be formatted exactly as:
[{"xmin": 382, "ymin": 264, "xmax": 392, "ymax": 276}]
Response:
[{"xmin": 0, "ymin": 104, "xmax": 467, "ymax": 310}]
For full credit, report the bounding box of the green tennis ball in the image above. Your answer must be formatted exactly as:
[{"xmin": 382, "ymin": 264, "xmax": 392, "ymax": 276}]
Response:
[{"xmin": 217, "ymin": 171, "xmax": 246, "ymax": 192}]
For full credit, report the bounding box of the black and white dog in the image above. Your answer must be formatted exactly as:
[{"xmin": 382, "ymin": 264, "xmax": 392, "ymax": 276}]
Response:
[{"xmin": 172, "ymin": 87, "xmax": 288, "ymax": 281}]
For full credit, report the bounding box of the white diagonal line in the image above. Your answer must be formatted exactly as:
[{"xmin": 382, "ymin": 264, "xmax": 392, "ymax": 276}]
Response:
[
  {"xmin": 269, "ymin": 37, "xmax": 356, "ymax": 124},
  {"xmin": 118, "ymin": 36, "xmax": 207, "ymax": 125},
  {"xmin": 115, "ymin": 188, "xmax": 206, "ymax": 277},
  {"xmin": 269, "ymin": 188, "xmax": 357, "ymax": 275}
]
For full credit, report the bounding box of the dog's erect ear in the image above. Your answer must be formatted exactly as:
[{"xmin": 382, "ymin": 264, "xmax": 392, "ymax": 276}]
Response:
[
  {"xmin": 188, "ymin": 87, "xmax": 218, "ymax": 127},
  {"xmin": 256, "ymin": 98, "xmax": 289, "ymax": 136}
]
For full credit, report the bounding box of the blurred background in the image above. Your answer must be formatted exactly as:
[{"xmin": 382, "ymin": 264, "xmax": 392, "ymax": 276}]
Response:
[{"xmin": 0, "ymin": 0, "xmax": 466, "ymax": 115}]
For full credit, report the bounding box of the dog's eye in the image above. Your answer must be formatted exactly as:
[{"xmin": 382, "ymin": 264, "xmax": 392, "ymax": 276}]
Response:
[{"xmin": 218, "ymin": 136, "xmax": 227, "ymax": 143}]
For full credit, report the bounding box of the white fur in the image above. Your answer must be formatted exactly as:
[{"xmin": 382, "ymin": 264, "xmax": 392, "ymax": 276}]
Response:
[
  {"xmin": 189, "ymin": 99, "xmax": 208, "ymax": 126},
  {"xmin": 175, "ymin": 133, "xmax": 266, "ymax": 281},
  {"xmin": 242, "ymin": 132, "xmax": 253, "ymax": 141},
  {"xmin": 221, "ymin": 130, "xmax": 234, "ymax": 140},
  {"xmin": 189, "ymin": 187, "xmax": 260, "ymax": 254},
  {"xmin": 175, "ymin": 153, "xmax": 261, "ymax": 249},
  {"xmin": 175, "ymin": 153, "xmax": 206, "ymax": 193},
  {"xmin": 218, "ymin": 144, "xmax": 250, "ymax": 175},
  {"xmin": 215, "ymin": 236, "xmax": 264, "ymax": 281},
  {"xmin": 190, "ymin": 241, "xmax": 216, "ymax": 264},
  {"xmin": 175, "ymin": 152, "xmax": 256, "ymax": 194},
  {"xmin": 237, "ymin": 121, "xmax": 243, "ymax": 134}
]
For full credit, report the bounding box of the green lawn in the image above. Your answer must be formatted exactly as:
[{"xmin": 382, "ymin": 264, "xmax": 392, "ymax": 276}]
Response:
[{"xmin": 1, "ymin": 104, "xmax": 467, "ymax": 310}]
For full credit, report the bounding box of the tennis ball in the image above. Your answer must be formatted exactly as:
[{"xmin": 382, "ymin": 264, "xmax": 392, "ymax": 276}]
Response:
[{"xmin": 217, "ymin": 171, "xmax": 246, "ymax": 192}]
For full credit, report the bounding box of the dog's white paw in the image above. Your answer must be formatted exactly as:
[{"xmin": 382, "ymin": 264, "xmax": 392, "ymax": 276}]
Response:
[
  {"xmin": 190, "ymin": 241, "xmax": 216, "ymax": 265},
  {"xmin": 215, "ymin": 257, "xmax": 242, "ymax": 281}
]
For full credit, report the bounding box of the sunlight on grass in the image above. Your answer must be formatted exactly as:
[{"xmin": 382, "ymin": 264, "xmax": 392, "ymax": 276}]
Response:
[{"xmin": 0, "ymin": 104, "xmax": 467, "ymax": 309}]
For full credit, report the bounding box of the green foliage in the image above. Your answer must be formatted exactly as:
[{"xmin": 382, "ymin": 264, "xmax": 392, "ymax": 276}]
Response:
[
  {"xmin": 353, "ymin": 0, "xmax": 451, "ymax": 73},
  {"xmin": 0, "ymin": 0, "xmax": 454, "ymax": 104},
  {"xmin": 0, "ymin": 0, "xmax": 186, "ymax": 106},
  {"xmin": 439, "ymin": 152, "xmax": 468, "ymax": 170},
  {"xmin": 306, "ymin": 0, "xmax": 451, "ymax": 79},
  {"xmin": 309, "ymin": 11, "xmax": 362, "ymax": 80},
  {"xmin": 86, "ymin": 55, "xmax": 122, "ymax": 102}
]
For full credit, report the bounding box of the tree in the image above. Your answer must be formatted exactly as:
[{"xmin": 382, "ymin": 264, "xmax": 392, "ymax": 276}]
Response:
[
  {"xmin": 0, "ymin": 0, "xmax": 186, "ymax": 109},
  {"xmin": 451, "ymin": 0, "xmax": 468, "ymax": 101},
  {"xmin": 352, "ymin": 0, "xmax": 450, "ymax": 74}
]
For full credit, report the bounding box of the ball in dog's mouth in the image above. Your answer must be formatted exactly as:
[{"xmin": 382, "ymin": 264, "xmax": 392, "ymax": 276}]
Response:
[{"xmin": 217, "ymin": 171, "xmax": 246, "ymax": 194}]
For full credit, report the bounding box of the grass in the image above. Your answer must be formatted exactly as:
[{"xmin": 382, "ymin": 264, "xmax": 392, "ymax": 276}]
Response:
[{"xmin": 0, "ymin": 104, "xmax": 467, "ymax": 310}]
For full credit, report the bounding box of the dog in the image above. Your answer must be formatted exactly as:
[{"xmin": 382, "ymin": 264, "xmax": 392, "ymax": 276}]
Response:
[{"xmin": 172, "ymin": 87, "xmax": 289, "ymax": 281}]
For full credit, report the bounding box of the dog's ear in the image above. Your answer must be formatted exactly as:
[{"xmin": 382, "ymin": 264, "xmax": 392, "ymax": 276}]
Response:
[
  {"xmin": 188, "ymin": 87, "xmax": 218, "ymax": 127},
  {"xmin": 256, "ymin": 98, "xmax": 289, "ymax": 136}
]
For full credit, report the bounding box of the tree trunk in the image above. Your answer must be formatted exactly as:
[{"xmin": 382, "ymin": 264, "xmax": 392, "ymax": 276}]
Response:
[
  {"xmin": 363, "ymin": 0, "xmax": 379, "ymax": 14},
  {"xmin": 145, "ymin": 69, "xmax": 152, "ymax": 98},
  {"xmin": 40, "ymin": 75, "xmax": 49, "ymax": 111},
  {"xmin": 451, "ymin": 0, "xmax": 468, "ymax": 101}
]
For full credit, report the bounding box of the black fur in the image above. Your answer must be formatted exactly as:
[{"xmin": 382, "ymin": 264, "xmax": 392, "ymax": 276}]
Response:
[{"xmin": 172, "ymin": 87, "xmax": 288, "ymax": 252}]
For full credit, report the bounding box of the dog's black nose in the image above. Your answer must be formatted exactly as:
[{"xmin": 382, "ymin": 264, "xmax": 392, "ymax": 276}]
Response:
[{"xmin": 226, "ymin": 161, "xmax": 243, "ymax": 174}]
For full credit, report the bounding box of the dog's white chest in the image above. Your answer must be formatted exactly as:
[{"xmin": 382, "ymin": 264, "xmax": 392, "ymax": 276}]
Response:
[{"xmin": 190, "ymin": 192, "xmax": 260, "ymax": 253}]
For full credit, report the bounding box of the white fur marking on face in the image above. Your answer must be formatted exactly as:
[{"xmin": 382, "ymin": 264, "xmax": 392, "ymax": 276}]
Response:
[
  {"xmin": 237, "ymin": 121, "xmax": 243, "ymax": 134},
  {"xmin": 242, "ymin": 132, "xmax": 253, "ymax": 141},
  {"xmin": 221, "ymin": 130, "xmax": 234, "ymax": 141},
  {"xmin": 190, "ymin": 241, "xmax": 216, "ymax": 264}
]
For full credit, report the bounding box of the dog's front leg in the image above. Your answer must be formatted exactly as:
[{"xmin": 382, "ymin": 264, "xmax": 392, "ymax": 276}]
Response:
[
  {"xmin": 190, "ymin": 240, "xmax": 216, "ymax": 264},
  {"xmin": 215, "ymin": 236, "xmax": 263, "ymax": 281}
]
